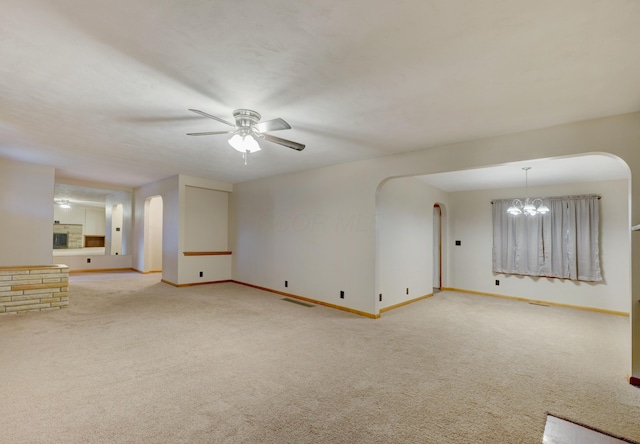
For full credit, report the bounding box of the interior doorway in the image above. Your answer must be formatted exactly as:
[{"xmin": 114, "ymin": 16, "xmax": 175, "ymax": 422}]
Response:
[
  {"xmin": 433, "ymin": 204, "xmax": 442, "ymax": 292},
  {"xmin": 144, "ymin": 196, "xmax": 163, "ymax": 273}
]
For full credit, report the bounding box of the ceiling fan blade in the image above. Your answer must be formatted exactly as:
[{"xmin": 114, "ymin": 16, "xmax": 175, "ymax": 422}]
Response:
[
  {"xmin": 188, "ymin": 109, "xmax": 236, "ymax": 127},
  {"xmin": 186, "ymin": 131, "xmax": 233, "ymax": 136},
  {"xmin": 261, "ymin": 133, "xmax": 305, "ymax": 151},
  {"xmin": 253, "ymin": 118, "xmax": 291, "ymax": 133}
]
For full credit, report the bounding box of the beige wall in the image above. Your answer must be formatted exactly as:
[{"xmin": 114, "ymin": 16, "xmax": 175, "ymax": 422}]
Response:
[
  {"xmin": 3, "ymin": 111, "xmax": 640, "ymax": 380},
  {"xmin": 133, "ymin": 175, "xmax": 180, "ymax": 282},
  {"xmin": 231, "ymin": 161, "xmax": 376, "ymax": 314},
  {"xmin": 0, "ymin": 158, "xmax": 54, "ymax": 266},
  {"xmin": 376, "ymin": 177, "xmax": 451, "ymax": 310},
  {"xmin": 105, "ymin": 190, "xmax": 133, "ymax": 256},
  {"xmin": 133, "ymin": 174, "xmax": 232, "ymax": 285},
  {"xmin": 448, "ymin": 179, "xmax": 630, "ymax": 313},
  {"xmin": 231, "ymin": 112, "xmax": 640, "ymax": 377},
  {"xmin": 145, "ymin": 196, "xmax": 163, "ymax": 272},
  {"xmin": 182, "ymin": 185, "xmax": 230, "ymax": 283}
]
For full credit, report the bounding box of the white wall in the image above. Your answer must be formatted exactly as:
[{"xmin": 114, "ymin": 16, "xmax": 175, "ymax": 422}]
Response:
[
  {"xmin": 376, "ymin": 177, "xmax": 450, "ymax": 310},
  {"xmin": 57, "ymin": 254, "xmax": 133, "ymax": 271},
  {"xmin": 231, "ymin": 162, "xmax": 378, "ymax": 315},
  {"xmin": 0, "ymin": 158, "xmax": 55, "ymax": 266},
  {"xmin": 178, "ymin": 177, "xmax": 232, "ymax": 285},
  {"xmin": 231, "ymin": 112, "xmax": 640, "ymax": 377},
  {"xmin": 105, "ymin": 190, "xmax": 132, "ymax": 256},
  {"xmin": 53, "ymin": 204, "xmax": 106, "ymax": 235},
  {"xmin": 133, "ymin": 175, "xmax": 179, "ymax": 282},
  {"xmin": 85, "ymin": 208, "xmax": 106, "ymax": 235},
  {"xmin": 448, "ymin": 179, "xmax": 630, "ymax": 313},
  {"xmin": 181, "ymin": 185, "xmax": 230, "ymax": 283},
  {"xmin": 110, "ymin": 204, "xmax": 123, "ymax": 255},
  {"xmin": 132, "ymin": 174, "xmax": 232, "ymax": 285},
  {"xmin": 184, "ymin": 186, "xmax": 228, "ymax": 251},
  {"xmin": 145, "ymin": 196, "xmax": 163, "ymax": 272}
]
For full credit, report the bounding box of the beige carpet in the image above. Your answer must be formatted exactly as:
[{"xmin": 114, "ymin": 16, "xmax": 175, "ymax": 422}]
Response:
[{"xmin": 1, "ymin": 271, "xmax": 639, "ymax": 443}]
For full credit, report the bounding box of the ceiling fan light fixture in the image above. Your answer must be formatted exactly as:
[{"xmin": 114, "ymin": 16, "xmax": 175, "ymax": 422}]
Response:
[
  {"xmin": 57, "ymin": 200, "xmax": 71, "ymax": 210},
  {"xmin": 187, "ymin": 108, "xmax": 305, "ymax": 160},
  {"xmin": 228, "ymin": 133, "xmax": 261, "ymax": 153}
]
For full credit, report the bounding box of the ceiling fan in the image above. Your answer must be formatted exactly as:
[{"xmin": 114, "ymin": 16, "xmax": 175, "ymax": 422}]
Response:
[{"xmin": 187, "ymin": 108, "xmax": 305, "ymax": 163}]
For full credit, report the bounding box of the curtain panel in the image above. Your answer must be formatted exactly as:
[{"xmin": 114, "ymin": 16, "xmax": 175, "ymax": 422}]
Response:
[{"xmin": 492, "ymin": 195, "xmax": 602, "ymax": 282}]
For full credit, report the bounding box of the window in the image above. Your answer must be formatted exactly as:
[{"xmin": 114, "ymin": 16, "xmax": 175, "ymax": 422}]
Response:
[{"xmin": 492, "ymin": 195, "xmax": 601, "ymax": 282}]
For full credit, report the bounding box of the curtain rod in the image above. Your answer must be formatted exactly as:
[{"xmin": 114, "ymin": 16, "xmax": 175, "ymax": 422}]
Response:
[{"xmin": 491, "ymin": 194, "xmax": 601, "ymax": 204}]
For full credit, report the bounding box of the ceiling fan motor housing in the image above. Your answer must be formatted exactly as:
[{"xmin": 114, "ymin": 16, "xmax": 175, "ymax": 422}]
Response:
[{"xmin": 233, "ymin": 109, "xmax": 261, "ymax": 128}]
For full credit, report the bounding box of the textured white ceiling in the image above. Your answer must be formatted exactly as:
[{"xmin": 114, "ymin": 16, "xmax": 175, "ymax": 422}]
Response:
[
  {"xmin": 416, "ymin": 154, "xmax": 630, "ymax": 192},
  {"xmin": 1, "ymin": 0, "xmax": 639, "ymax": 187},
  {"xmin": 53, "ymin": 183, "xmax": 123, "ymax": 206}
]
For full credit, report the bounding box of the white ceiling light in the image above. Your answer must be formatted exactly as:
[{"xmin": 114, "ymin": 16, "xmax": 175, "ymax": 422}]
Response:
[
  {"xmin": 507, "ymin": 167, "xmax": 550, "ymax": 216},
  {"xmin": 228, "ymin": 132, "xmax": 261, "ymax": 153},
  {"xmin": 228, "ymin": 131, "xmax": 261, "ymax": 165},
  {"xmin": 57, "ymin": 200, "xmax": 71, "ymax": 210}
]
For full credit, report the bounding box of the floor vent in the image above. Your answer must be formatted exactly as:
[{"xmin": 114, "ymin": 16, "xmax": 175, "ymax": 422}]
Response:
[{"xmin": 282, "ymin": 298, "xmax": 315, "ymax": 308}]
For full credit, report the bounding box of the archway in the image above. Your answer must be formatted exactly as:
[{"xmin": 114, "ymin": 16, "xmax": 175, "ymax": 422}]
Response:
[{"xmin": 375, "ymin": 153, "xmax": 630, "ymax": 319}]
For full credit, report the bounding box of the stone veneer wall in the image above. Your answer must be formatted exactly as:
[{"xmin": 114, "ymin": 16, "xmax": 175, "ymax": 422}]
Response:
[
  {"xmin": 53, "ymin": 224, "xmax": 83, "ymax": 249},
  {"xmin": 0, "ymin": 265, "xmax": 69, "ymax": 315}
]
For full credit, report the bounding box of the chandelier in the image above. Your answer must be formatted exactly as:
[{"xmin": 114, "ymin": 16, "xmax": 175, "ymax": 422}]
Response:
[{"xmin": 507, "ymin": 167, "xmax": 550, "ymax": 216}]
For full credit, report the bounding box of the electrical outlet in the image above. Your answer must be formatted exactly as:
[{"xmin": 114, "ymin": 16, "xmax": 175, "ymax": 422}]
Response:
[
  {"xmin": 406, "ymin": 288, "xmax": 409, "ymax": 295},
  {"xmin": 285, "ymin": 280, "xmax": 288, "ymax": 288},
  {"xmin": 199, "ymin": 271, "xmax": 203, "ymax": 277},
  {"xmin": 455, "ymin": 240, "xmax": 461, "ymax": 246},
  {"xmin": 379, "ymin": 294, "xmax": 382, "ymax": 302},
  {"xmin": 495, "ymin": 279, "xmax": 500, "ymax": 286},
  {"xmin": 340, "ymin": 291, "xmax": 344, "ymax": 299},
  {"xmin": 86, "ymin": 258, "xmax": 91, "ymax": 263}
]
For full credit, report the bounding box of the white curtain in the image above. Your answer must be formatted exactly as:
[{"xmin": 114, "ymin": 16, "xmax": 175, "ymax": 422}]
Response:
[{"xmin": 492, "ymin": 195, "xmax": 601, "ymax": 282}]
